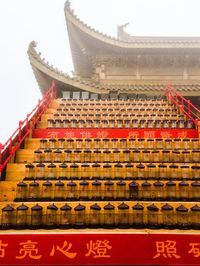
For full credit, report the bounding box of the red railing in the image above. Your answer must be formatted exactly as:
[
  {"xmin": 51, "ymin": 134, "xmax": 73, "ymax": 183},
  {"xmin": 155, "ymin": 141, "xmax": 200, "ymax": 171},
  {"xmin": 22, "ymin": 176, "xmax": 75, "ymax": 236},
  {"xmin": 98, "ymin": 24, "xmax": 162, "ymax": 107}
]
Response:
[
  {"xmin": 165, "ymin": 83, "xmax": 200, "ymax": 128},
  {"xmin": 0, "ymin": 81, "xmax": 56, "ymax": 175}
]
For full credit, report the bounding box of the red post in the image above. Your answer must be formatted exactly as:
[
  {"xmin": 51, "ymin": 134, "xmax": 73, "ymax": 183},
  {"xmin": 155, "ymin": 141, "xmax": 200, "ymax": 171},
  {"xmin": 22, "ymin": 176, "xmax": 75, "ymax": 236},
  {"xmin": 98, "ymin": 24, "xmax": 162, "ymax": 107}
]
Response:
[
  {"xmin": 18, "ymin": 121, "xmax": 23, "ymax": 142},
  {"xmin": 188, "ymin": 100, "xmax": 191, "ymax": 115}
]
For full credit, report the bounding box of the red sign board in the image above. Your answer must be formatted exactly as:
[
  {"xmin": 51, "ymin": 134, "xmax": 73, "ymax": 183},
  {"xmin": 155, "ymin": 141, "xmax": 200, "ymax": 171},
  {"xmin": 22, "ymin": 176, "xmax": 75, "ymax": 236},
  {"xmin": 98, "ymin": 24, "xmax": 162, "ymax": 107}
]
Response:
[
  {"xmin": 0, "ymin": 233, "xmax": 199, "ymax": 265},
  {"xmin": 33, "ymin": 128, "xmax": 199, "ymax": 139}
]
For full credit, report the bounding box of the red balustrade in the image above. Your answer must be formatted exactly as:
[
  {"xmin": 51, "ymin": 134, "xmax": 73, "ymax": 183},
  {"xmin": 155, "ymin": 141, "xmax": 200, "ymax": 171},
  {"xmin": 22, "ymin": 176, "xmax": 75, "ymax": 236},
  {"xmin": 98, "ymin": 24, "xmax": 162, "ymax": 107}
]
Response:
[
  {"xmin": 165, "ymin": 84, "xmax": 200, "ymax": 128},
  {"xmin": 0, "ymin": 81, "xmax": 56, "ymax": 175}
]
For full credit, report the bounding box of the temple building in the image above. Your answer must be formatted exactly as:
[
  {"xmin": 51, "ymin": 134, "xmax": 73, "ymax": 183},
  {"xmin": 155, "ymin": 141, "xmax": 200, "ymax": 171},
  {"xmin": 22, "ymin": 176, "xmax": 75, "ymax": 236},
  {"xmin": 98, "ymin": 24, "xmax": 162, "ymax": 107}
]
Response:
[
  {"xmin": 29, "ymin": 1, "xmax": 200, "ymax": 105},
  {"xmin": 0, "ymin": 1, "xmax": 199, "ymax": 266}
]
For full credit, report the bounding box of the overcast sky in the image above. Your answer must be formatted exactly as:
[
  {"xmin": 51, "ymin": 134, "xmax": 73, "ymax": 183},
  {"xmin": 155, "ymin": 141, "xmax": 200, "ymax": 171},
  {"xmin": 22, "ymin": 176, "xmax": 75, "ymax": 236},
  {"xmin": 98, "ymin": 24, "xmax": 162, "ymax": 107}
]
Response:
[{"xmin": 0, "ymin": 0, "xmax": 200, "ymax": 143}]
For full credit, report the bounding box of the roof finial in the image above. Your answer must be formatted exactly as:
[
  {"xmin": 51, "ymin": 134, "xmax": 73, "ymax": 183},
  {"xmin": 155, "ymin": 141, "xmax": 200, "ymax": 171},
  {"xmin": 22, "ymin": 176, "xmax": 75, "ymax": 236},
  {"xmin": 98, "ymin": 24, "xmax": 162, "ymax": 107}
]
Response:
[
  {"xmin": 65, "ymin": 0, "xmax": 71, "ymax": 9},
  {"xmin": 117, "ymin": 23, "xmax": 130, "ymax": 40}
]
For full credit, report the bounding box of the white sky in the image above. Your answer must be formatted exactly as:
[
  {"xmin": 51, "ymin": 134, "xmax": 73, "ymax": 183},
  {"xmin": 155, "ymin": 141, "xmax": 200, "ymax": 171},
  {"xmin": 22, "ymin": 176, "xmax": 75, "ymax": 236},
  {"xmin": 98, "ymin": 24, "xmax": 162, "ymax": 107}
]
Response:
[{"xmin": 0, "ymin": 0, "xmax": 200, "ymax": 143}]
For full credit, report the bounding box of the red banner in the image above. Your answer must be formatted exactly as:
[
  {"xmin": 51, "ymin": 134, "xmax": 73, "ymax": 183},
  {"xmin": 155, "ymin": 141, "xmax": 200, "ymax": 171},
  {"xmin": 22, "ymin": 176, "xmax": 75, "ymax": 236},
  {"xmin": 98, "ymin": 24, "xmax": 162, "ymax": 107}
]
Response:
[
  {"xmin": 32, "ymin": 128, "xmax": 199, "ymax": 139},
  {"xmin": 0, "ymin": 233, "xmax": 199, "ymax": 265}
]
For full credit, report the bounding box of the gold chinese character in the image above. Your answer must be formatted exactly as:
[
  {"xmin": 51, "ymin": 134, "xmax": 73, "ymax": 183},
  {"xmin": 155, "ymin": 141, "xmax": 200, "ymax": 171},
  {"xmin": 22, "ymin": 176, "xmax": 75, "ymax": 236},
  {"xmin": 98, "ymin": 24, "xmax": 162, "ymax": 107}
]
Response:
[
  {"xmin": 47, "ymin": 131, "xmax": 59, "ymax": 138},
  {"xmin": 96, "ymin": 131, "xmax": 109, "ymax": 138},
  {"xmin": 85, "ymin": 240, "xmax": 112, "ymax": 258},
  {"xmin": 16, "ymin": 240, "xmax": 42, "ymax": 260},
  {"xmin": 0, "ymin": 240, "xmax": 8, "ymax": 258},
  {"xmin": 128, "ymin": 131, "xmax": 139, "ymax": 138},
  {"xmin": 144, "ymin": 131, "xmax": 156, "ymax": 138},
  {"xmin": 188, "ymin": 243, "xmax": 200, "ymax": 258},
  {"xmin": 64, "ymin": 131, "xmax": 75, "ymax": 138},
  {"xmin": 80, "ymin": 131, "xmax": 93, "ymax": 138},
  {"xmin": 153, "ymin": 240, "xmax": 181, "ymax": 259},
  {"xmin": 50, "ymin": 241, "xmax": 77, "ymax": 259},
  {"xmin": 177, "ymin": 131, "xmax": 188, "ymax": 138},
  {"xmin": 160, "ymin": 131, "xmax": 172, "ymax": 138}
]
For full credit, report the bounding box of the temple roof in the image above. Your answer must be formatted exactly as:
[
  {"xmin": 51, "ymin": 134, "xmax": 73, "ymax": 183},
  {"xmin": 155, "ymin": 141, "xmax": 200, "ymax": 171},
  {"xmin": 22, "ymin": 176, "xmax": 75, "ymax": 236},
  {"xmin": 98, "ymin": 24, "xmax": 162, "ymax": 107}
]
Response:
[
  {"xmin": 27, "ymin": 1, "xmax": 200, "ymax": 96},
  {"xmin": 65, "ymin": 0, "xmax": 200, "ymax": 77}
]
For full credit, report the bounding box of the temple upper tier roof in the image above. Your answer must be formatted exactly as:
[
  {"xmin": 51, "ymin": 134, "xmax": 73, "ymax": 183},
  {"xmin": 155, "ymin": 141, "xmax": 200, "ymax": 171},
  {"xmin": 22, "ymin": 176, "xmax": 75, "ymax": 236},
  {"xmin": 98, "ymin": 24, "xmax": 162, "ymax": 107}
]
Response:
[{"xmin": 28, "ymin": 1, "xmax": 200, "ymax": 96}]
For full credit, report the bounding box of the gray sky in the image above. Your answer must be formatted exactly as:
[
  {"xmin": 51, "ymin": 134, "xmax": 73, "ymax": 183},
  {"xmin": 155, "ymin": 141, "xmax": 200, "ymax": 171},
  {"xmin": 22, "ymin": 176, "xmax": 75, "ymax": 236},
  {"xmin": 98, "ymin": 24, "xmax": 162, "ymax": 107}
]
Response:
[{"xmin": 0, "ymin": 0, "xmax": 200, "ymax": 143}]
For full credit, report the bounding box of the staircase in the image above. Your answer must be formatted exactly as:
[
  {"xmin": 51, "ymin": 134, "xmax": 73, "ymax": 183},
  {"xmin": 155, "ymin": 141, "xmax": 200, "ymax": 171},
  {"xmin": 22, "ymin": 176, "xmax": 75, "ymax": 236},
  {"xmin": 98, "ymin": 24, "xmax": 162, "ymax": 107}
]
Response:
[{"xmin": 0, "ymin": 84, "xmax": 200, "ymax": 266}]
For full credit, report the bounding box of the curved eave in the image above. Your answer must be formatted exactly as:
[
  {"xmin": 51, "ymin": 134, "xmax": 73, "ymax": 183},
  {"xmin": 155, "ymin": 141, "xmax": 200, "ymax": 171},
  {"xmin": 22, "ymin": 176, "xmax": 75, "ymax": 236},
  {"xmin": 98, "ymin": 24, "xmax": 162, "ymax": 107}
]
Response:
[
  {"xmin": 64, "ymin": 1, "xmax": 200, "ymax": 50},
  {"xmin": 27, "ymin": 42, "xmax": 109, "ymax": 95}
]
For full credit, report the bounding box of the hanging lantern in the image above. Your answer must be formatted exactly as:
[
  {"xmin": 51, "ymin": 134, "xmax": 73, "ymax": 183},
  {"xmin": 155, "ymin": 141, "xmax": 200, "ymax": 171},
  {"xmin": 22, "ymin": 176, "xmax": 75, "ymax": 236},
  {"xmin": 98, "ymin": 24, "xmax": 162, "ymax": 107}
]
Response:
[
  {"xmin": 147, "ymin": 203, "xmax": 160, "ymax": 229},
  {"xmin": 74, "ymin": 203, "xmax": 86, "ymax": 229},
  {"xmin": 174, "ymin": 139, "xmax": 181, "ymax": 149},
  {"xmin": 59, "ymin": 203, "xmax": 72, "ymax": 229},
  {"xmin": 190, "ymin": 204, "xmax": 200, "ymax": 230},
  {"xmin": 31, "ymin": 204, "xmax": 43, "ymax": 229},
  {"xmin": 136, "ymin": 163, "xmax": 145, "ymax": 179},
  {"xmin": 79, "ymin": 180, "xmax": 89, "ymax": 200},
  {"xmin": 64, "ymin": 149, "xmax": 72, "ymax": 163},
  {"xmin": 104, "ymin": 180, "xmax": 114, "ymax": 200},
  {"xmin": 138, "ymin": 139, "xmax": 145, "ymax": 149},
  {"xmin": 118, "ymin": 202, "xmax": 130, "ymax": 228},
  {"xmin": 44, "ymin": 149, "xmax": 52, "ymax": 163},
  {"xmin": 92, "ymin": 179, "xmax": 102, "ymax": 200},
  {"xmin": 66, "ymin": 180, "xmax": 77, "ymax": 201},
  {"xmin": 45, "ymin": 203, "xmax": 58, "ymax": 229},
  {"xmin": 191, "ymin": 181, "xmax": 200, "ymax": 201},
  {"xmin": 47, "ymin": 163, "xmax": 57, "ymax": 180},
  {"xmin": 132, "ymin": 203, "xmax": 144, "ymax": 229},
  {"xmin": 16, "ymin": 204, "xmax": 29, "ymax": 229},
  {"xmin": 165, "ymin": 139, "xmax": 173, "ymax": 149},
  {"xmin": 169, "ymin": 163, "xmax": 179, "ymax": 179},
  {"xmin": 147, "ymin": 163, "xmax": 156, "ymax": 178},
  {"xmin": 103, "ymin": 150, "xmax": 111, "ymax": 163},
  {"xmin": 161, "ymin": 203, "xmax": 175, "ymax": 229},
  {"xmin": 113, "ymin": 149, "xmax": 120, "ymax": 163},
  {"xmin": 66, "ymin": 139, "xmax": 74, "ymax": 149},
  {"xmin": 84, "ymin": 149, "xmax": 91, "ymax": 163},
  {"xmin": 91, "ymin": 163, "xmax": 101, "ymax": 179},
  {"xmin": 40, "ymin": 139, "xmax": 48, "ymax": 149},
  {"xmin": 103, "ymin": 203, "xmax": 115, "ymax": 228},
  {"xmin": 166, "ymin": 180, "xmax": 177, "ymax": 201},
  {"xmin": 15, "ymin": 181, "xmax": 27, "ymax": 202},
  {"xmin": 34, "ymin": 149, "xmax": 42, "ymax": 163},
  {"xmin": 178, "ymin": 181, "xmax": 189, "ymax": 201},
  {"xmin": 74, "ymin": 149, "xmax": 82, "ymax": 163},
  {"xmin": 141, "ymin": 181, "xmax": 152, "ymax": 200},
  {"xmin": 191, "ymin": 165, "xmax": 200, "ymax": 179},
  {"xmin": 111, "ymin": 139, "xmax": 118, "ymax": 149},
  {"xmin": 176, "ymin": 204, "xmax": 189, "ymax": 229},
  {"xmin": 116, "ymin": 180, "xmax": 126, "ymax": 200},
  {"xmin": 182, "ymin": 138, "xmax": 191, "ymax": 149},
  {"xmin": 54, "ymin": 149, "xmax": 62, "ymax": 163},
  {"xmin": 58, "ymin": 138, "xmax": 65, "ymax": 149},
  {"xmin": 49, "ymin": 138, "xmax": 57, "ymax": 149},
  {"xmin": 103, "ymin": 163, "xmax": 112, "ymax": 179},
  {"xmin": 28, "ymin": 180, "xmax": 39, "ymax": 201},
  {"xmin": 153, "ymin": 180, "xmax": 164, "ymax": 200},
  {"xmin": 89, "ymin": 203, "xmax": 101, "ymax": 228},
  {"xmin": 58, "ymin": 163, "xmax": 67, "ymax": 180},
  {"xmin": 125, "ymin": 163, "xmax": 134, "ymax": 179},
  {"xmin": 1, "ymin": 205, "xmax": 14, "ymax": 230},
  {"xmin": 192, "ymin": 150, "xmax": 200, "ymax": 163},
  {"xmin": 24, "ymin": 163, "xmax": 35, "ymax": 180},
  {"xmin": 132, "ymin": 150, "xmax": 140, "ymax": 162},
  {"xmin": 191, "ymin": 139, "xmax": 199, "ymax": 149},
  {"xmin": 158, "ymin": 163, "xmax": 167, "ymax": 179},
  {"xmin": 54, "ymin": 180, "xmax": 65, "ymax": 201}
]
